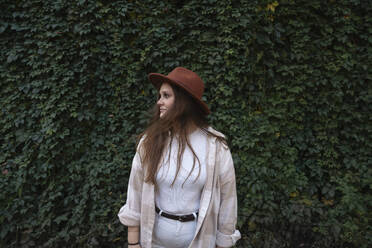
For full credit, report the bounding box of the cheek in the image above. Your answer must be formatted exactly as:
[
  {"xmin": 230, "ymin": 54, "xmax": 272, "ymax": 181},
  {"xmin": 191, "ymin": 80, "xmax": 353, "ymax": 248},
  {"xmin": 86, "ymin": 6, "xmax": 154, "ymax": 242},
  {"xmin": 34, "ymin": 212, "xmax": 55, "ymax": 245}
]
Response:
[{"xmin": 166, "ymin": 98, "xmax": 175, "ymax": 108}]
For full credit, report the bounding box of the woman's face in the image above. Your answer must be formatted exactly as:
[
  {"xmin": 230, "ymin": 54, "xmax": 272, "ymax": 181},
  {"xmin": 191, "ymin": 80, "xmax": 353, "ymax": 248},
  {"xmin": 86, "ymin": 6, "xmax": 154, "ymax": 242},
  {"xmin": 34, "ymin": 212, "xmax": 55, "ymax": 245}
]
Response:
[{"xmin": 157, "ymin": 83, "xmax": 175, "ymax": 118}]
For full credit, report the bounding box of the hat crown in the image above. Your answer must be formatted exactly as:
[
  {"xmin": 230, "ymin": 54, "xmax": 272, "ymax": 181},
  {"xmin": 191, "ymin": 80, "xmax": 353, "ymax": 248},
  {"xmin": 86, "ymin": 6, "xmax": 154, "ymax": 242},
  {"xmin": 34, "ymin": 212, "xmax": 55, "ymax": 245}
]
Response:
[{"xmin": 167, "ymin": 67, "xmax": 204, "ymax": 99}]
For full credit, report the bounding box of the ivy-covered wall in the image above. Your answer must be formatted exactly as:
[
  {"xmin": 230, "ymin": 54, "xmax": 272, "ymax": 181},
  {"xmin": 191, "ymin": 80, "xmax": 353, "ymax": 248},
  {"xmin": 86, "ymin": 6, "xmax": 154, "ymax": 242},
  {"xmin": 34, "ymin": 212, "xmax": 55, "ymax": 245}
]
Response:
[{"xmin": 1, "ymin": 0, "xmax": 371, "ymax": 247}]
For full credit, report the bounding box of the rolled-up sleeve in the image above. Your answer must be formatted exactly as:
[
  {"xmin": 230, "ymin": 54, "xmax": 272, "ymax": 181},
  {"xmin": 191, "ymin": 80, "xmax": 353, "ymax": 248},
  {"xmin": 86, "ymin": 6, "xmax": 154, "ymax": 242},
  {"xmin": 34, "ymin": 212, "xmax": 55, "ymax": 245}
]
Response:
[
  {"xmin": 216, "ymin": 144, "xmax": 241, "ymax": 247},
  {"xmin": 118, "ymin": 147, "xmax": 144, "ymax": 227}
]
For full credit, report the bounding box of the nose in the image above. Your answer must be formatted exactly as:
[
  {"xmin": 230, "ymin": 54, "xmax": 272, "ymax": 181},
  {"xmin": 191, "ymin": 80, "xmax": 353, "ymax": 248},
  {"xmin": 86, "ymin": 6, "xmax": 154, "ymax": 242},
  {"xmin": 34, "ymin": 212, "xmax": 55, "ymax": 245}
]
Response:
[{"xmin": 157, "ymin": 97, "xmax": 163, "ymax": 106}]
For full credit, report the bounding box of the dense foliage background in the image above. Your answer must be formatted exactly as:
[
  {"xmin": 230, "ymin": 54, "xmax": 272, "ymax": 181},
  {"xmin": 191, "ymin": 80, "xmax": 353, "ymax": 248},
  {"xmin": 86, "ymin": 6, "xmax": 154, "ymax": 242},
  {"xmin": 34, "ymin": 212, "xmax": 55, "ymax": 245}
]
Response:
[{"xmin": 1, "ymin": 0, "xmax": 371, "ymax": 247}]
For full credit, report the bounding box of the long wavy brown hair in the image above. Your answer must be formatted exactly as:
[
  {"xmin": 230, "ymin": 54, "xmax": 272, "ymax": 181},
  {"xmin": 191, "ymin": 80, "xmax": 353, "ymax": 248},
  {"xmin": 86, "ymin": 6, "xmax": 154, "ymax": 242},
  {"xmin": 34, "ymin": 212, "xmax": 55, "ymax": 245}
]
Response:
[{"xmin": 138, "ymin": 82, "xmax": 226, "ymax": 186}]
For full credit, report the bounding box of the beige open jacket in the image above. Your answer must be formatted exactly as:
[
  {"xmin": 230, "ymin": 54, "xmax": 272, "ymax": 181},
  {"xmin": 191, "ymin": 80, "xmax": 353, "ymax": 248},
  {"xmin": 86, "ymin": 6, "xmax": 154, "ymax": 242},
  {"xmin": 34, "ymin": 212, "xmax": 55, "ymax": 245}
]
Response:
[{"xmin": 118, "ymin": 127, "xmax": 241, "ymax": 248}]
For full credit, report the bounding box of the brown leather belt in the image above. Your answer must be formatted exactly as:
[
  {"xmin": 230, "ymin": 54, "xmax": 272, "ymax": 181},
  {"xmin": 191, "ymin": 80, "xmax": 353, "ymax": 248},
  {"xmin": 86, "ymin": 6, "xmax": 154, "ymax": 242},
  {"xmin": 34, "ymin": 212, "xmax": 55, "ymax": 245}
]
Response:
[{"xmin": 155, "ymin": 206, "xmax": 198, "ymax": 222}]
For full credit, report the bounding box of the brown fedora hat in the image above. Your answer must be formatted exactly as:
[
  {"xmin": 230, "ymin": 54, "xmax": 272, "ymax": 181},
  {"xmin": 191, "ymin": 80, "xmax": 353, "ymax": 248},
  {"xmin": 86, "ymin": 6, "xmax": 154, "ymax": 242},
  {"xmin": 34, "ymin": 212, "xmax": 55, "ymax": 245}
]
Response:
[{"xmin": 148, "ymin": 67, "xmax": 210, "ymax": 115}]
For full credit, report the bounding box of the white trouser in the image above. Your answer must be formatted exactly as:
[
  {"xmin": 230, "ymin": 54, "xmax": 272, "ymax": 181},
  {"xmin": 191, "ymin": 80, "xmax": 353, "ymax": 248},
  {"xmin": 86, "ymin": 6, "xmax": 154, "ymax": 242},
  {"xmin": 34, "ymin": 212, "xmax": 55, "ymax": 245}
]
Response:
[{"xmin": 152, "ymin": 213, "xmax": 198, "ymax": 248}]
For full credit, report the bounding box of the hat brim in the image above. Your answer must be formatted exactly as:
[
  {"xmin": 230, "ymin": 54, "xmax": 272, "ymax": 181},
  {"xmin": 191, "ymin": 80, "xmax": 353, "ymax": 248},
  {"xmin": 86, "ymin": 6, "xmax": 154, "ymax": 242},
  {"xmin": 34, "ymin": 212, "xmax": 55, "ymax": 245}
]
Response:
[{"xmin": 148, "ymin": 73, "xmax": 210, "ymax": 115}]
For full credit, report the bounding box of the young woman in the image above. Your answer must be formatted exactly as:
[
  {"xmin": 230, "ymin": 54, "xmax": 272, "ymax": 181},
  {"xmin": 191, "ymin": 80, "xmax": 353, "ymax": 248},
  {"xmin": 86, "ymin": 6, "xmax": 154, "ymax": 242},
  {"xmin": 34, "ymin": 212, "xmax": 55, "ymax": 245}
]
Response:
[{"xmin": 118, "ymin": 67, "xmax": 240, "ymax": 248}]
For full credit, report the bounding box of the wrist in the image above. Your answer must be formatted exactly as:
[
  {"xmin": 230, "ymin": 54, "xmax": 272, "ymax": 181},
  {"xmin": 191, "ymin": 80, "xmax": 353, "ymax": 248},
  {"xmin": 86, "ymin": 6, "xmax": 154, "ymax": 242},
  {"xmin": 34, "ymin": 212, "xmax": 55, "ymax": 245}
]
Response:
[
  {"xmin": 128, "ymin": 242, "xmax": 140, "ymax": 247},
  {"xmin": 128, "ymin": 244, "xmax": 141, "ymax": 248},
  {"xmin": 127, "ymin": 233, "xmax": 139, "ymax": 244}
]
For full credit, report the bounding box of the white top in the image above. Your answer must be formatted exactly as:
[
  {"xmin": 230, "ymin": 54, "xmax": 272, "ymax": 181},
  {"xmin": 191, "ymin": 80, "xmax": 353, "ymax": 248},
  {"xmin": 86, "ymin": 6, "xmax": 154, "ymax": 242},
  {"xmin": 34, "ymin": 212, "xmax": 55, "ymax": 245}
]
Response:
[{"xmin": 155, "ymin": 129, "xmax": 208, "ymax": 215}]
